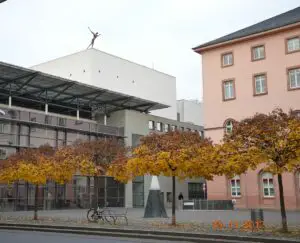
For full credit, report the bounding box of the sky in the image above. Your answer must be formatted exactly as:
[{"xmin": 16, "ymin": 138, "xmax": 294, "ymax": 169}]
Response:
[{"xmin": 0, "ymin": 0, "xmax": 299, "ymax": 102}]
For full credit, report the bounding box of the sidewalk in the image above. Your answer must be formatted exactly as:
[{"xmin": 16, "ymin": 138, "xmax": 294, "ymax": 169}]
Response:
[{"xmin": 1, "ymin": 208, "xmax": 300, "ymax": 225}]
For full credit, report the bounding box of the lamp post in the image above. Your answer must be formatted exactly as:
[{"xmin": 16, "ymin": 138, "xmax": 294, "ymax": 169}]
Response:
[{"xmin": 0, "ymin": 0, "xmax": 7, "ymax": 4}]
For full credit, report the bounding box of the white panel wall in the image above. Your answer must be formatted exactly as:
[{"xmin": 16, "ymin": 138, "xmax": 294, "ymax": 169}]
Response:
[
  {"xmin": 31, "ymin": 49, "xmax": 177, "ymax": 120},
  {"xmin": 176, "ymin": 100, "xmax": 203, "ymax": 126}
]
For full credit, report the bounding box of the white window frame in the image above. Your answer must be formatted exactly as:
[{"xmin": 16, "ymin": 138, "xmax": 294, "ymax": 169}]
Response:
[
  {"xmin": 164, "ymin": 124, "xmax": 170, "ymax": 132},
  {"xmin": 231, "ymin": 175, "xmax": 241, "ymax": 197},
  {"xmin": 223, "ymin": 80, "xmax": 234, "ymax": 100},
  {"xmin": 225, "ymin": 120, "xmax": 234, "ymax": 134},
  {"xmin": 254, "ymin": 74, "xmax": 266, "ymax": 94},
  {"xmin": 222, "ymin": 53, "xmax": 233, "ymax": 66},
  {"xmin": 262, "ymin": 172, "xmax": 275, "ymax": 198},
  {"xmin": 156, "ymin": 122, "xmax": 162, "ymax": 132},
  {"xmin": 252, "ymin": 45, "xmax": 265, "ymax": 60},
  {"xmin": 288, "ymin": 68, "xmax": 300, "ymax": 89},
  {"xmin": 287, "ymin": 37, "xmax": 300, "ymax": 53},
  {"xmin": 148, "ymin": 120, "xmax": 155, "ymax": 130}
]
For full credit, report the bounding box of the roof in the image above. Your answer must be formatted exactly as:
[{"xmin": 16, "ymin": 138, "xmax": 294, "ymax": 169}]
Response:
[
  {"xmin": 193, "ymin": 6, "xmax": 300, "ymax": 51},
  {"xmin": 0, "ymin": 61, "xmax": 169, "ymax": 114}
]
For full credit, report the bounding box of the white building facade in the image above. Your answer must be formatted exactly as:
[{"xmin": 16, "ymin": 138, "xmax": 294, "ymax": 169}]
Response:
[
  {"xmin": 176, "ymin": 99, "xmax": 203, "ymax": 126},
  {"xmin": 32, "ymin": 48, "xmax": 177, "ymax": 120}
]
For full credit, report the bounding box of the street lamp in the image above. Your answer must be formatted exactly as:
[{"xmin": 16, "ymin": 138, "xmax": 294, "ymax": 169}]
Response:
[{"xmin": 0, "ymin": 0, "xmax": 7, "ymax": 3}]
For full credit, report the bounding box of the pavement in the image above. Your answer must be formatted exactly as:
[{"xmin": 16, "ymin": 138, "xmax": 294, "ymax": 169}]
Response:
[
  {"xmin": 0, "ymin": 208, "xmax": 299, "ymax": 242},
  {"xmin": 0, "ymin": 230, "xmax": 181, "ymax": 243},
  {"xmin": 1, "ymin": 208, "xmax": 300, "ymax": 226}
]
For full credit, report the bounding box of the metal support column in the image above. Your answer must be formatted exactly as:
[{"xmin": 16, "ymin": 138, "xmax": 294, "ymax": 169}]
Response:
[
  {"xmin": 17, "ymin": 123, "xmax": 21, "ymax": 146},
  {"xmin": 55, "ymin": 129, "xmax": 58, "ymax": 148},
  {"xmin": 64, "ymin": 129, "xmax": 67, "ymax": 146},
  {"xmin": 76, "ymin": 98, "xmax": 80, "ymax": 120},
  {"xmin": 45, "ymin": 90, "xmax": 48, "ymax": 114},
  {"xmin": 28, "ymin": 125, "xmax": 31, "ymax": 147},
  {"xmin": 9, "ymin": 83, "xmax": 12, "ymax": 107}
]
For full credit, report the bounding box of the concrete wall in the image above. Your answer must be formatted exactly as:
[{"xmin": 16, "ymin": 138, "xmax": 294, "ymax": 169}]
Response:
[
  {"xmin": 176, "ymin": 99, "xmax": 203, "ymax": 126},
  {"xmin": 112, "ymin": 110, "xmax": 204, "ymax": 208},
  {"xmin": 31, "ymin": 48, "xmax": 177, "ymax": 120}
]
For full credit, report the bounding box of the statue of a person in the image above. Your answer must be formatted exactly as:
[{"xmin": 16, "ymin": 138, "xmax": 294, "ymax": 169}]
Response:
[{"xmin": 87, "ymin": 27, "xmax": 101, "ymax": 49}]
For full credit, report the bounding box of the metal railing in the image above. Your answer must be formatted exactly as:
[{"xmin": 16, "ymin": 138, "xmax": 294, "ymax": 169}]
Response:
[{"xmin": 182, "ymin": 199, "xmax": 234, "ymax": 210}]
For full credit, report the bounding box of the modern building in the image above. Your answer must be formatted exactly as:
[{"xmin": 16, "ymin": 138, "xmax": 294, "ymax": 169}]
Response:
[
  {"xmin": 31, "ymin": 48, "xmax": 177, "ymax": 120},
  {"xmin": 176, "ymin": 99, "xmax": 203, "ymax": 126},
  {"xmin": 0, "ymin": 58, "xmax": 204, "ymax": 210},
  {"xmin": 193, "ymin": 7, "xmax": 300, "ymax": 210}
]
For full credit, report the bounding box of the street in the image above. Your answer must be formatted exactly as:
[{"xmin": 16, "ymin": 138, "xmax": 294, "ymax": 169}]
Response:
[{"xmin": 0, "ymin": 230, "xmax": 184, "ymax": 243}]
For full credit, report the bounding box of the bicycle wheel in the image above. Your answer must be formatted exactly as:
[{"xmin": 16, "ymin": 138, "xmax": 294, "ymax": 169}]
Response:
[
  {"xmin": 104, "ymin": 214, "xmax": 115, "ymax": 224},
  {"xmin": 104, "ymin": 209, "xmax": 115, "ymax": 224},
  {"xmin": 87, "ymin": 208, "xmax": 97, "ymax": 222}
]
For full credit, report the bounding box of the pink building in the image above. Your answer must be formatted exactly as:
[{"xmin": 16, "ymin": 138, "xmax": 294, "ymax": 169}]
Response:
[{"xmin": 193, "ymin": 7, "xmax": 300, "ymax": 210}]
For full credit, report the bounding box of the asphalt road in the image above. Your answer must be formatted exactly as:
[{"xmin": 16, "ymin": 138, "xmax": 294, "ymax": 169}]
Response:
[{"xmin": 0, "ymin": 230, "xmax": 185, "ymax": 243}]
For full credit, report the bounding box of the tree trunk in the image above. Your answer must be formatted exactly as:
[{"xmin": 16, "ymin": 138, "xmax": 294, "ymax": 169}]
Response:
[
  {"xmin": 93, "ymin": 176, "xmax": 98, "ymax": 209},
  {"xmin": 171, "ymin": 176, "xmax": 176, "ymax": 225},
  {"xmin": 34, "ymin": 184, "xmax": 39, "ymax": 220},
  {"xmin": 277, "ymin": 173, "xmax": 288, "ymax": 232},
  {"xmin": 87, "ymin": 176, "xmax": 91, "ymax": 208}
]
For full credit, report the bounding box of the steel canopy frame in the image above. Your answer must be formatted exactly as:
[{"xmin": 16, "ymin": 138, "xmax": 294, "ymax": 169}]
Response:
[{"xmin": 0, "ymin": 61, "xmax": 169, "ymax": 115}]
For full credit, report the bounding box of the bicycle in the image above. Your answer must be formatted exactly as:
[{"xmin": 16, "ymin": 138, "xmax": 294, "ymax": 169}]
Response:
[{"xmin": 87, "ymin": 206, "xmax": 115, "ymax": 224}]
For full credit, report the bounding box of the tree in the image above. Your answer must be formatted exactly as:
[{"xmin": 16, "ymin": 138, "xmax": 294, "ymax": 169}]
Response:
[
  {"xmin": 0, "ymin": 144, "xmax": 93, "ymax": 220},
  {"xmin": 108, "ymin": 131, "xmax": 217, "ymax": 225},
  {"xmin": 221, "ymin": 109, "xmax": 300, "ymax": 232},
  {"xmin": 70, "ymin": 138, "xmax": 128, "ymax": 208},
  {"xmin": 0, "ymin": 145, "xmax": 55, "ymax": 220}
]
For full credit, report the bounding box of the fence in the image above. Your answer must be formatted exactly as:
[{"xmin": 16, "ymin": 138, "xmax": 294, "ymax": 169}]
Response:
[{"xmin": 183, "ymin": 199, "xmax": 234, "ymax": 210}]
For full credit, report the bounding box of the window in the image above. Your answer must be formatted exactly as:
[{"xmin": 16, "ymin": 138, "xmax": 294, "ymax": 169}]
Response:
[
  {"xmin": 231, "ymin": 175, "xmax": 241, "ymax": 197},
  {"xmin": 221, "ymin": 52, "xmax": 233, "ymax": 67},
  {"xmin": 186, "ymin": 128, "xmax": 191, "ymax": 131},
  {"xmin": 292, "ymin": 110, "xmax": 300, "ymax": 118},
  {"xmin": 30, "ymin": 117, "xmax": 36, "ymax": 132},
  {"xmin": 0, "ymin": 149, "xmax": 6, "ymax": 160},
  {"xmin": 253, "ymin": 73, "xmax": 267, "ymax": 95},
  {"xmin": 200, "ymin": 131, "xmax": 204, "ymax": 138},
  {"xmin": 148, "ymin": 120, "xmax": 155, "ymax": 130},
  {"xmin": 188, "ymin": 183, "xmax": 205, "ymax": 199},
  {"xmin": 164, "ymin": 124, "xmax": 170, "ymax": 132},
  {"xmin": 222, "ymin": 79, "xmax": 235, "ymax": 100},
  {"xmin": 156, "ymin": 122, "xmax": 162, "ymax": 132},
  {"xmin": 288, "ymin": 67, "xmax": 300, "ymax": 90},
  {"xmin": 181, "ymin": 127, "xmax": 184, "ymax": 131},
  {"xmin": 224, "ymin": 119, "xmax": 234, "ymax": 134},
  {"xmin": 287, "ymin": 37, "xmax": 300, "ymax": 53},
  {"xmin": 262, "ymin": 172, "xmax": 275, "ymax": 197},
  {"xmin": 252, "ymin": 45, "xmax": 265, "ymax": 61},
  {"xmin": 171, "ymin": 125, "xmax": 176, "ymax": 131},
  {"xmin": 0, "ymin": 123, "xmax": 4, "ymax": 133},
  {"xmin": 45, "ymin": 115, "xmax": 52, "ymax": 125},
  {"xmin": 58, "ymin": 117, "xmax": 66, "ymax": 127}
]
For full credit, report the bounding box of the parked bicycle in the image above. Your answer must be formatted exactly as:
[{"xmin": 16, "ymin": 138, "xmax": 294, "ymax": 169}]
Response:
[{"xmin": 87, "ymin": 206, "xmax": 115, "ymax": 224}]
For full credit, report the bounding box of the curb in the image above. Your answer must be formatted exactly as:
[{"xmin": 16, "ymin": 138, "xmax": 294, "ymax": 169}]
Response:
[{"xmin": 0, "ymin": 223, "xmax": 299, "ymax": 243}]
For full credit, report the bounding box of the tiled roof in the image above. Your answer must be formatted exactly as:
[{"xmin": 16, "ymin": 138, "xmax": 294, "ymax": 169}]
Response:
[{"xmin": 193, "ymin": 6, "xmax": 300, "ymax": 50}]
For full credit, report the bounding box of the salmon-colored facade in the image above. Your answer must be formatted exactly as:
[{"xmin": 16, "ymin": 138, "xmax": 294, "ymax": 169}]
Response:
[{"xmin": 194, "ymin": 12, "xmax": 300, "ymax": 209}]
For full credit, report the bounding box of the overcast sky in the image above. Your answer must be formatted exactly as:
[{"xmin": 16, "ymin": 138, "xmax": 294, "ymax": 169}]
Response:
[{"xmin": 0, "ymin": 0, "xmax": 299, "ymax": 101}]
